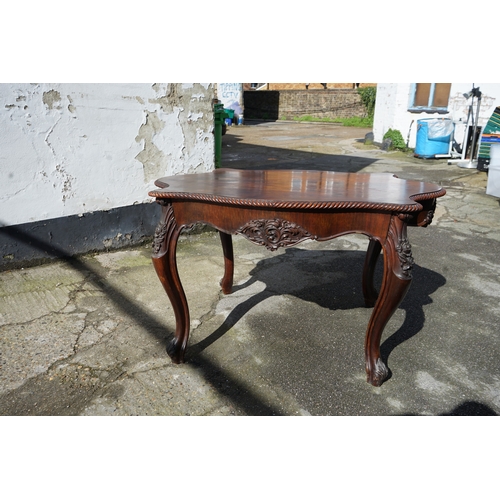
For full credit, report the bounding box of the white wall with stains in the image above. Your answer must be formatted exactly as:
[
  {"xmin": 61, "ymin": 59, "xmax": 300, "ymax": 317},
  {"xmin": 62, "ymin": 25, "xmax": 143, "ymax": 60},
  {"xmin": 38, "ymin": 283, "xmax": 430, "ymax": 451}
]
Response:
[
  {"xmin": 373, "ymin": 83, "xmax": 500, "ymax": 149},
  {"xmin": 0, "ymin": 83, "xmax": 215, "ymax": 227}
]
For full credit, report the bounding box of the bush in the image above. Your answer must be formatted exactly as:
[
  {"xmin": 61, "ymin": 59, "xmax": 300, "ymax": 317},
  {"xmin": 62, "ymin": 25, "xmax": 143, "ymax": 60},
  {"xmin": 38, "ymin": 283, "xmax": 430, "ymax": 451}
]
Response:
[
  {"xmin": 357, "ymin": 87, "xmax": 377, "ymax": 118},
  {"xmin": 383, "ymin": 129, "xmax": 407, "ymax": 151}
]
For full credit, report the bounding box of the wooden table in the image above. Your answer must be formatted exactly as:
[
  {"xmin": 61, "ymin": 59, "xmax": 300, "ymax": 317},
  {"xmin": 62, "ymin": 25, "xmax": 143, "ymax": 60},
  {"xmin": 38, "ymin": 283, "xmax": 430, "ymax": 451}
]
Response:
[{"xmin": 149, "ymin": 169, "xmax": 445, "ymax": 386}]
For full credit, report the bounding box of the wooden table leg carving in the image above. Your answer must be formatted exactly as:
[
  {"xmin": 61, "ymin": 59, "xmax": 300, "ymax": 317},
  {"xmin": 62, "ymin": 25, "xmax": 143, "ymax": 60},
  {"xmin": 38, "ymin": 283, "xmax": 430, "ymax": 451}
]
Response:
[
  {"xmin": 364, "ymin": 215, "xmax": 414, "ymax": 386},
  {"xmin": 219, "ymin": 231, "xmax": 234, "ymax": 295},
  {"xmin": 151, "ymin": 201, "xmax": 190, "ymax": 363}
]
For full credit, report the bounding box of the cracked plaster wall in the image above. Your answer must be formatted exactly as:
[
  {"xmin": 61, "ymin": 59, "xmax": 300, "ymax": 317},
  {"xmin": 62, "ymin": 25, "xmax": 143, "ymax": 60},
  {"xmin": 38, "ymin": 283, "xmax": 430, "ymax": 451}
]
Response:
[
  {"xmin": 0, "ymin": 83, "xmax": 215, "ymax": 227},
  {"xmin": 373, "ymin": 83, "xmax": 500, "ymax": 148}
]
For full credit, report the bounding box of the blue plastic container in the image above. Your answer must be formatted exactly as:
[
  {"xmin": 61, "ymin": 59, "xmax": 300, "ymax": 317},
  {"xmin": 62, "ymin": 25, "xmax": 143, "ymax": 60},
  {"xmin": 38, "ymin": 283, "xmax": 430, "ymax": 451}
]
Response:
[{"xmin": 415, "ymin": 119, "xmax": 453, "ymax": 158}]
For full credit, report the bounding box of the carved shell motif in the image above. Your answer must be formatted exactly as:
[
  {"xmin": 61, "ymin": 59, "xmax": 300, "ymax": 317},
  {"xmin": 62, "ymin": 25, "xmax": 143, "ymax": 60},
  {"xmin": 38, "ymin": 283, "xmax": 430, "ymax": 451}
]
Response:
[{"xmin": 237, "ymin": 218, "xmax": 315, "ymax": 251}]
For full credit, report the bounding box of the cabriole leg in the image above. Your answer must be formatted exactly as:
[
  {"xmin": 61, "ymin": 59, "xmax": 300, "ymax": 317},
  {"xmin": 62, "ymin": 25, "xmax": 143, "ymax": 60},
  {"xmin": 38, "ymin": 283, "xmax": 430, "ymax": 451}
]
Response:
[
  {"xmin": 151, "ymin": 201, "xmax": 189, "ymax": 364},
  {"xmin": 364, "ymin": 217, "xmax": 414, "ymax": 386}
]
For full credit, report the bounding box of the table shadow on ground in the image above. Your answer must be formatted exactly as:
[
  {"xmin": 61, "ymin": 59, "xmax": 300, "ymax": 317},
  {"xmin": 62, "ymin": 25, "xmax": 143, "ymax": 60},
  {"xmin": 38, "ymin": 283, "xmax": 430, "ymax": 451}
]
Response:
[
  {"xmin": 3, "ymin": 223, "xmax": 495, "ymax": 416},
  {"xmin": 188, "ymin": 246, "xmax": 447, "ymax": 384},
  {"xmin": 0, "ymin": 226, "xmax": 294, "ymax": 416}
]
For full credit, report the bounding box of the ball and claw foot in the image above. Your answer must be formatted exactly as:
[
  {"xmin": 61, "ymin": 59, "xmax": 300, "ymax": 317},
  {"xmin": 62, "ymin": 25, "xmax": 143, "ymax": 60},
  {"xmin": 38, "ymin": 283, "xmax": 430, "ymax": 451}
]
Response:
[{"xmin": 366, "ymin": 358, "xmax": 390, "ymax": 387}]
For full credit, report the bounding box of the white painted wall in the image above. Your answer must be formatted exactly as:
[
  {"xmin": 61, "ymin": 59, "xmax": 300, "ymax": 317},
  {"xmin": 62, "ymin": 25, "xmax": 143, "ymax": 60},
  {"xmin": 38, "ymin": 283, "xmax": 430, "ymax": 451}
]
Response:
[
  {"xmin": 373, "ymin": 83, "xmax": 500, "ymax": 149},
  {"xmin": 0, "ymin": 83, "xmax": 215, "ymax": 227}
]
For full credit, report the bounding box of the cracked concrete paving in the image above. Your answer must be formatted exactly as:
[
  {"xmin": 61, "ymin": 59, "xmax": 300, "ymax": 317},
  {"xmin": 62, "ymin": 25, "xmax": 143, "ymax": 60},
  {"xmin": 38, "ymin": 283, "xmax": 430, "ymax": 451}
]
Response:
[{"xmin": 1, "ymin": 121, "xmax": 500, "ymax": 416}]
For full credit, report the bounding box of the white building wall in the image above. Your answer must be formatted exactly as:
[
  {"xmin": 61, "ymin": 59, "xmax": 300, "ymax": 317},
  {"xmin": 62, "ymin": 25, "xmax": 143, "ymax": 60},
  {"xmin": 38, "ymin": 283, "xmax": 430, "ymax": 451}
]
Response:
[
  {"xmin": 373, "ymin": 83, "xmax": 500, "ymax": 149},
  {"xmin": 217, "ymin": 83, "xmax": 243, "ymax": 118},
  {"xmin": 0, "ymin": 83, "xmax": 215, "ymax": 227},
  {"xmin": 373, "ymin": 83, "xmax": 412, "ymax": 145}
]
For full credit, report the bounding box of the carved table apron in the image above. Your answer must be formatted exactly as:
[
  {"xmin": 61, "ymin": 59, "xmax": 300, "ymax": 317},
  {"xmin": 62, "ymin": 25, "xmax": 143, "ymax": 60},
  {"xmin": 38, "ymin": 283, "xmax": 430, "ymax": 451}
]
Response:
[{"xmin": 149, "ymin": 169, "xmax": 445, "ymax": 387}]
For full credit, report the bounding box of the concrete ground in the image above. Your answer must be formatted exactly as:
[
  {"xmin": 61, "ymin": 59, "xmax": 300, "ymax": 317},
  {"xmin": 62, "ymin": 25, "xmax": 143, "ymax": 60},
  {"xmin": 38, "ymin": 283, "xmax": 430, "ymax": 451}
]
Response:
[{"xmin": 1, "ymin": 120, "xmax": 500, "ymax": 416}]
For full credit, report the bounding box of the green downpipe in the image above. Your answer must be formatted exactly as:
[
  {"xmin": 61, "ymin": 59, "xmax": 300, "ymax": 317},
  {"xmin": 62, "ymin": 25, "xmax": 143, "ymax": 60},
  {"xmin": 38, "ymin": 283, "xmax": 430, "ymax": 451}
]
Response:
[{"xmin": 213, "ymin": 103, "xmax": 227, "ymax": 169}]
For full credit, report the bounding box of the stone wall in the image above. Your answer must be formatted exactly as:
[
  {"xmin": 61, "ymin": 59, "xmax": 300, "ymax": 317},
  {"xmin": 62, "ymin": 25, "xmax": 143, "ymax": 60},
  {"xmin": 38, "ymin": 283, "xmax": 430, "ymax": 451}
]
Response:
[
  {"xmin": 266, "ymin": 83, "xmax": 375, "ymax": 90},
  {"xmin": 244, "ymin": 89, "xmax": 367, "ymax": 121}
]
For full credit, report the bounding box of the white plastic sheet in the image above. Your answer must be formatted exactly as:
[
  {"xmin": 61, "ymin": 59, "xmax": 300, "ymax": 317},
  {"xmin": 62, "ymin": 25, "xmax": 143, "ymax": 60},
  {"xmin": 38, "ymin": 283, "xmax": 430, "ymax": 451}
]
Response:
[{"xmin": 427, "ymin": 119, "xmax": 454, "ymax": 139}]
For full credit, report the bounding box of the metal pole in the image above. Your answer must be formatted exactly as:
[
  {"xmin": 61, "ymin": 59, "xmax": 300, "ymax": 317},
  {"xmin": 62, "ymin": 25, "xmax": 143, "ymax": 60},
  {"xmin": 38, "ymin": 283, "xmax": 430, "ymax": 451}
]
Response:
[
  {"xmin": 469, "ymin": 93, "xmax": 482, "ymax": 163},
  {"xmin": 457, "ymin": 87, "xmax": 482, "ymax": 169}
]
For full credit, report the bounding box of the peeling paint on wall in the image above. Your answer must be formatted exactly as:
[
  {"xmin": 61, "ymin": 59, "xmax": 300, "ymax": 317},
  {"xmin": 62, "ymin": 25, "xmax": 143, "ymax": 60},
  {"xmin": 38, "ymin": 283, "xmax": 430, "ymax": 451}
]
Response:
[
  {"xmin": 67, "ymin": 95, "xmax": 76, "ymax": 113},
  {"xmin": 42, "ymin": 90, "xmax": 62, "ymax": 110},
  {"xmin": 135, "ymin": 111, "xmax": 168, "ymax": 182},
  {"xmin": 133, "ymin": 83, "xmax": 215, "ymax": 179},
  {"xmin": 0, "ymin": 83, "xmax": 216, "ymax": 227}
]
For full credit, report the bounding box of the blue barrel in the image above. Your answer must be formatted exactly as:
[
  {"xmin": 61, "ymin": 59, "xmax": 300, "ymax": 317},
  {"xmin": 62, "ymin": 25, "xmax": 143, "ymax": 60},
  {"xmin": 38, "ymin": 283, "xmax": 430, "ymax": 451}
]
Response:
[{"xmin": 415, "ymin": 119, "xmax": 453, "ymax": 158}]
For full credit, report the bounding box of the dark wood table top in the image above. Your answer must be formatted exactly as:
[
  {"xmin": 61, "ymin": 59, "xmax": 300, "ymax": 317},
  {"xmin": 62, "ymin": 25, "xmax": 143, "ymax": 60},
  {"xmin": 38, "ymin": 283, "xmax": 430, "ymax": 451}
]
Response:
[{"xmin": 149, "ymin": 168, "xmax": 446, "ymax": 212}]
